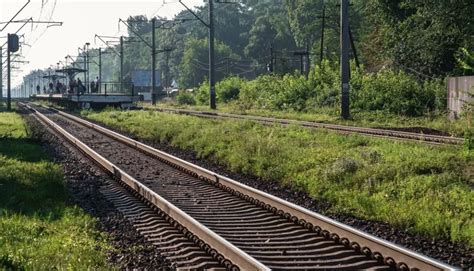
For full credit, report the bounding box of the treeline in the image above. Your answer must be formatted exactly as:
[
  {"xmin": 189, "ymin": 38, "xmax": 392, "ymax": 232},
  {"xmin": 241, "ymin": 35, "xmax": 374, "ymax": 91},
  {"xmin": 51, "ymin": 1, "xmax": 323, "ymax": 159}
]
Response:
[
  {"xmin": 25, "ymin": 1, "xmax": 474, "ymax": 116},
  {"xmin": 95, "ymin": 0, "xmax": 474, "ymax": 88}
]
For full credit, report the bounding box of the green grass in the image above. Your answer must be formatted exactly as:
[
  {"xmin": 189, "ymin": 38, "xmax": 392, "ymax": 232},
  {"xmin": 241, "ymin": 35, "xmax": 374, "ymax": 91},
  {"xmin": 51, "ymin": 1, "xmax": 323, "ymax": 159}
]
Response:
[
  {"xmin": 147, "ymin": 101, "xmax": 471, "ymax": 137},
  {"xmin": 0, "ymin": 106, "xmax": 111, "ymax": 270},
  {"xmin": 84, "ymin": 109, "xmax": 473, "ymax": 247}
]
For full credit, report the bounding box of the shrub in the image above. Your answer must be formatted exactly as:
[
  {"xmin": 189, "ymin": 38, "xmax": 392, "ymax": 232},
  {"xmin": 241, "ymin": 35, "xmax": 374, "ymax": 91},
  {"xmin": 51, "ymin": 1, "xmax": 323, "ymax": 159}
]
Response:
[
  {"xmin": 216, "ymin": 76, "xmax": 245, "ymax": 103},
  {"xmin": 326, "ymin": 157, "xmax": 359, "ymax": 182},
  {"xmin": 199, "ymin": 60, "xmax": 447, "ymax": 117},
  {"xmin": 197, "ymin": 77, "xmax": 245, "ymax": 105},
  {"xmin": 238, "ymin": 74, "xmax": 282, "ymax": 109},
  {"xmin": 308, "ymin": 60, "xmax": 340, "ymax": 107},
  {"xmin": 176, "ymin": 91, "xmax": 196, "ymax": 105},
  {"xmin": 354, "ymin": 69, "xmax": 436, "ymax": 116},
  {"xmin": 424, "ymin": 79, "xmax": 446, "ymax": 112},
  {"xmin": 195, "ymin": 80, "xmax": 210, "ymax": 105}
]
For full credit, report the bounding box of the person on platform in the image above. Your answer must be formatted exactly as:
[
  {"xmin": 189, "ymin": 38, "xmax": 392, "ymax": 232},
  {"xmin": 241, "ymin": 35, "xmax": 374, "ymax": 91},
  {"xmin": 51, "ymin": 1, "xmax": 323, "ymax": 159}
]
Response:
[
  {"xmin": 95, "ymin": 77, "xmax": 100, "ymax": 93},
  {"xmin": 69, "ymin": 79, "xmax": 75, "ymax": 94},
  {"xmin": 36, "ymin": 84, "xmax": 40, "ymax": 94},
  {"xmin": 77, "ymin": 78, "xmax": 84, "ymax": 94},
  {"xmin": 49, "ymin": 82, "xmax": 54, "ymax": 93},
  {"xmin": 56, "ymin": 81, "xmax": 61, "ymax": 94},
  {"xmin": 90, "ymin": 81, "xmax": 96, "ymax": 93}
]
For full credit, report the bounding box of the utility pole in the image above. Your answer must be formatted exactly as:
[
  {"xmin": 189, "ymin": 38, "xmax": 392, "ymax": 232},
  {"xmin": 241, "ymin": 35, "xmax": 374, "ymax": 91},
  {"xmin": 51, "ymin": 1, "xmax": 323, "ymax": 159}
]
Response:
[
  {"xmin": 164, "ymin": 48, "xmax": 172, "ymax": 91},
  {"xmin": 98, "ymin": 48, "xmax": 102, "ymax": 92},
  {"xmin": 7, "ymin": 41, "xmax": 11, "ymax": 110},
  {"xmin": 340, "ymin": 0, "xmax": 350, "ymax": 119},
  {"xmin": 0, "ymin": 47, "xmax": 3, "ymax": 101},
  {"xmin": 82, "ymin": 45, "xmax": 86, "ymax": 89},
  {"xmin": 320, "ymin": 4, "xmax": 326, "ymax": 64},
  {"xmin": 178, "ymin": 0, "xmax": 228, "ymax": 109},
  {"xmin": 48, "ymin": 68, "xmax": 51, "ymax": 92},
  {"xmin": 208, "ymin": 0, "xmax": 216, "ymax": 109},
  {"xmin": 269, "ymin": 46, "xmax": 274, "ymax": 73},
  {"xmin": 86, "ymin": 42, "xmax": 90, "ymax": 93},
  {"xmin": 152, "ymin": 18, "xmax": 157, "ymax": 104},
  {"xmin": 305, "ymin": 43, "xmax": 310, "ymax": 78},
  {"xmin": 120, "ymin": 36, "xmax": 124, "ymax": 93}
]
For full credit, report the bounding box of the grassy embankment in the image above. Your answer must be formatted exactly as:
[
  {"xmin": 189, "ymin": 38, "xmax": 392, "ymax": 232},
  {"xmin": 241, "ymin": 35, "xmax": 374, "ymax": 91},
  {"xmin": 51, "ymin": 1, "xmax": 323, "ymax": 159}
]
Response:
[
  {"xmin": 0, "ymin": 103, "xmax": 110, "ymax": 270},
  {"xmin": 83, "ymin": 109, "xmax": 473, "ymax": 247},
  {"xmin": 146, "ymin": 102, "xmax": 470, "ymax": 138}
]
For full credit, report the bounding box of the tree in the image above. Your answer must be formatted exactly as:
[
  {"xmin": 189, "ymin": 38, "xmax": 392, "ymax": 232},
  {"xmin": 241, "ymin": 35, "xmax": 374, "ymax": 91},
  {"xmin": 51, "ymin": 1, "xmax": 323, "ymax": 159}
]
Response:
[
  {"xmin": 456, "ymin": 48, "xmax": 474, "ymax": 75},
  {"xmin": 366, "ymin": 0, "xmax": 474, "ymax": 76},
  {"xmin": 179, "ymin": 38, "xmax": 240, "ymax": 88}
]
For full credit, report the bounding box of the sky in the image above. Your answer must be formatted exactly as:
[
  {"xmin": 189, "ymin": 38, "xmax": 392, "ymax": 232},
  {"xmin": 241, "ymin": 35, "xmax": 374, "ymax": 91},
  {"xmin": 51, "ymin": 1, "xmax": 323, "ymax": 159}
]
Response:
[{"xmin": 1, "ymin": 0, "xmax": 204, "ymax": 88}]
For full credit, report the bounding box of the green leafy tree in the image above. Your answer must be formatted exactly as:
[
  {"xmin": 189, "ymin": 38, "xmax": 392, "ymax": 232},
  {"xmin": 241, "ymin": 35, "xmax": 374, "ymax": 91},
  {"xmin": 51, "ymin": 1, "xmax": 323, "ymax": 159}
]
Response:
[
  {"xmin": 367, "ymin": 0, "xmax": 474, "ymax": 76},
  {"xmin": 456, "ymin": 48, "xmax": 474, "ymax": 75},
  {"xmin": 179, "ymin": 38, "xmax": 240, "ymax": 88}
]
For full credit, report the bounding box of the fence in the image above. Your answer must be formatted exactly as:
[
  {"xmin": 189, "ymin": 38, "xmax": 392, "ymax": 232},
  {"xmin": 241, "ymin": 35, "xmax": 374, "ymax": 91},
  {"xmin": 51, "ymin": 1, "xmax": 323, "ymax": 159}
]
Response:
[
  {"xmin": 447, "ymin": 75, "xmax": 474, "ymax": 119},
  {"xmin": 84, "ymin": 82, "xmax": 135, "ymax": 96}
]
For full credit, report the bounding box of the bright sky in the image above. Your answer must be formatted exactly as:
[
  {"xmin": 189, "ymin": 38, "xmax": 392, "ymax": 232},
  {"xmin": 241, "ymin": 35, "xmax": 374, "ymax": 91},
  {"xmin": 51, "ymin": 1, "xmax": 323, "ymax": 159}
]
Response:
[{"xmin": 1, "ymin": 0, "xmax": 204, "ymax": 88}]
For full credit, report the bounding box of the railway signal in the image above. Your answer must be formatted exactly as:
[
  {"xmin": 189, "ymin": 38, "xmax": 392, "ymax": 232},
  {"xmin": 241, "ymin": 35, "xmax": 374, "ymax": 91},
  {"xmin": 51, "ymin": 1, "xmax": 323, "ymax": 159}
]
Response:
[{"xmin": 6, "ymin": 33, "xmax": 20, "ymax": 110}]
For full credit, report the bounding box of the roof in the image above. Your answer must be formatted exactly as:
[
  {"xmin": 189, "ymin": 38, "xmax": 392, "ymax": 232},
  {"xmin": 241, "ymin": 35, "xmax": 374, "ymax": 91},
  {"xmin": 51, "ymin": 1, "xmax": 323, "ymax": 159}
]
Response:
[{"xmin": 55, "ymin": 67, "xmax": 87, "ymax": 76}]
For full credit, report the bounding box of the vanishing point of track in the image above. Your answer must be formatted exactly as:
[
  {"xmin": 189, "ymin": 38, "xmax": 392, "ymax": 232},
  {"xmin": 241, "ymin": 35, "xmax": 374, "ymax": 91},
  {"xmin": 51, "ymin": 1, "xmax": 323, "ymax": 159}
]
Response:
[
  {"xmin": 153, "ymin": 107, "xmax": 464, "ymax": 145},
  {"xmin": 22, "ymin": 103, "xmax": 458, "ymax": 270}
]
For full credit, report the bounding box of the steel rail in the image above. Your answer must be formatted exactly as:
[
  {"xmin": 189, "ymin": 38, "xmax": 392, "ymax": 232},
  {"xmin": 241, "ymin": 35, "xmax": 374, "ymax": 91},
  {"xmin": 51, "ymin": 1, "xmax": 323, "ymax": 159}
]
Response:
[
  {"xmin": 21, "ymin": 102, "xmax": 268, "ymax": 271},
  {"xmin": 37, "ymin": 104, "xmax": 459, "ymax": 271},
  {"xmin": 153, "ymin": 107, "xmax": 464, "ymax": 145}
]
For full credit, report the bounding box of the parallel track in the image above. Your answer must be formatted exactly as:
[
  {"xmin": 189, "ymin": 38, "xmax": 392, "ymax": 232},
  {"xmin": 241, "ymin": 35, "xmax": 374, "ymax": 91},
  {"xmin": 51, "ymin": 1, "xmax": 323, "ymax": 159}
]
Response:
[
  {"xmin": 152, "ymin": 107, "xmax": 464, "ymax": 145},
  {"xmin": 22, "ymin": 103, "xmax": 459, "ymax": 271}
]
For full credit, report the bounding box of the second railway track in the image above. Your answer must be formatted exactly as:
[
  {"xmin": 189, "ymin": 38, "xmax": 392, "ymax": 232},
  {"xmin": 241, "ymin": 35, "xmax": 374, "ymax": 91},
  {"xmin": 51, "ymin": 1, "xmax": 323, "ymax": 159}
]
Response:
[
  {"xmin": 151, "ymin": 107, "xmax": 464, "ymax": 145},
  {"xmin": 22, "ymin": 103, "xmax": 458, "ymax": 270}
]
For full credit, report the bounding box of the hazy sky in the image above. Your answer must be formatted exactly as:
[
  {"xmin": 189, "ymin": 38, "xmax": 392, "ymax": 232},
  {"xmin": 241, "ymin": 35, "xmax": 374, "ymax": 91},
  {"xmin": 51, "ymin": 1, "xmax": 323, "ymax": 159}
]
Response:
[{"xmin": 1, "ymin": 0, "xmax": 204, "ymax": 87}]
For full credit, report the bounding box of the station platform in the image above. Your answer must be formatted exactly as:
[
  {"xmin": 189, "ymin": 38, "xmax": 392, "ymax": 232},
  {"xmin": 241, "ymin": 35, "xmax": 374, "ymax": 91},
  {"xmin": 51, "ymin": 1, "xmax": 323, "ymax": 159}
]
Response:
[{"xmin": 32, "ymin": 93, "xmax": 140, "ymax": 109}]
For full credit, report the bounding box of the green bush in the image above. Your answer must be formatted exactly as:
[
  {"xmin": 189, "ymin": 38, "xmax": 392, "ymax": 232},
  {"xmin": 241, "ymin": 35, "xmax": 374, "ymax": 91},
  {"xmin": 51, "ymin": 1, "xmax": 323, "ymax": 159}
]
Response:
[
  {"xmin": 195, "ymin": 80, "xmax": 210, "ymax": 105},
  {"xmin": 197, "ymin": 60, "xmax": 447, "ymax": 117},
  {"xmin": 176, "ymin": 91, "xmax": 196, "ymax": 105},
  {"xmin": 308, "ymin": 60, "xmax": 340, "ymax": 107},
  {"xmin": 216, "ymin": 76, "xmax": 245, "ymax": 103},
  {"xmin": 352, "ymin": 69, "xmax": 437, "ymax": 116},
  {"xmin": 237, "ymin": 74, "xmax": 316, "ymax": 111}
]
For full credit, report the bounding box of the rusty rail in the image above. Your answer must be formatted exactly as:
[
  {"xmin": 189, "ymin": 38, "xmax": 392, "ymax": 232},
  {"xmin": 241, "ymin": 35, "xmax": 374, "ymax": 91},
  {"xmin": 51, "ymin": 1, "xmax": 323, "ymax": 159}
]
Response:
[{"xmin": 153, "ymin": 107, "xmax": 464, "ymax": 145}]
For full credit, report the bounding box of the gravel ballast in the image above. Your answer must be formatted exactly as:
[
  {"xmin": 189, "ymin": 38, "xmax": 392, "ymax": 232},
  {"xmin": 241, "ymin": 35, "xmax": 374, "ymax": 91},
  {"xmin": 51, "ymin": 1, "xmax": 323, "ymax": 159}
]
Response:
[{"xmin": 23, "ymin": 111, "xmax": 171, "ymax": 270}]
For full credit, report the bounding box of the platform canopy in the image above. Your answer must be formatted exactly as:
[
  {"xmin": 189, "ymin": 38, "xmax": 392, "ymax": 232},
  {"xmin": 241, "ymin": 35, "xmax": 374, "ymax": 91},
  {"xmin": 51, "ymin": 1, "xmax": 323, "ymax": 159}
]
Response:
[
  {"xmin": 55, "ymin": 67, "xmax": 87, "ymax": 82},
  {"xmin": 55, "ymin": 67, "xmax": 86, "ymax": 79},
  {"xmin": 42, "ymin": 74, "xmax": 67, "ymax": 81}
]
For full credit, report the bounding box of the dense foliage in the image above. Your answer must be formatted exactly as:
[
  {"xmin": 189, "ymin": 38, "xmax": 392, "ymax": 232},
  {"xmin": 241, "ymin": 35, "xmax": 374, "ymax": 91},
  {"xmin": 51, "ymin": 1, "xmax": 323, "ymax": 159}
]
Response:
[{"xmin": 190, "ymin": 62, "xmax": 446, "ymax": 117}]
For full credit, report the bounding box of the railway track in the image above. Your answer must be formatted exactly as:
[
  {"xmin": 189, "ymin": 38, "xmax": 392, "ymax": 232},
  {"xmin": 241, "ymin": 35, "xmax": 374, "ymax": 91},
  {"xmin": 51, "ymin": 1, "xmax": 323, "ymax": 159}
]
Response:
[
  {"xmin": 22, "ymin": 102, "xmax": 459, "ymax": 270},
  {"xmin": 152, "ymin": 107, "xmax": 464, "ymax": 145}
]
